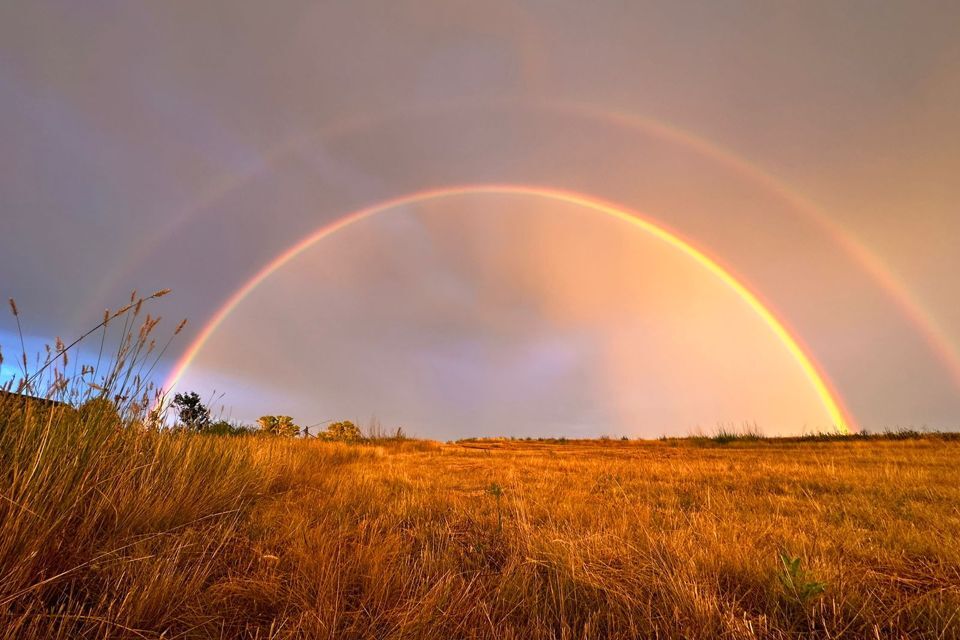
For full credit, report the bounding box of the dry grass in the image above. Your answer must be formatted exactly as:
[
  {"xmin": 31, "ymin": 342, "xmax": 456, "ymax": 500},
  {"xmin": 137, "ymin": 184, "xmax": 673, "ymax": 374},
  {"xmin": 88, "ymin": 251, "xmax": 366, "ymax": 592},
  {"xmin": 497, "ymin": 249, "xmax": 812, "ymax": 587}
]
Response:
[
  {"xmin": 2, "ymin": 297, "xmax": 958, "ymax": 638},
  {"xmin": 1, "ymin": 406, "xmax": 958, "ymax": 639}
]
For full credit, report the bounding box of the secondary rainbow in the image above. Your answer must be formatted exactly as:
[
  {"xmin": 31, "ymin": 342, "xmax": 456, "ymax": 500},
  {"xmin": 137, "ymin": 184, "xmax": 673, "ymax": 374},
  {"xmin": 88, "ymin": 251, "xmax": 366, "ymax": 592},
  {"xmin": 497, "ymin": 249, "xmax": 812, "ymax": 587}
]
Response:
[
  {"xmin": 162, "ymin": 183, "xmax": 855, "ymax": 433},
  {"xmin": 100, "ymin": 100, "xmax": 960, "ymax": 392}
]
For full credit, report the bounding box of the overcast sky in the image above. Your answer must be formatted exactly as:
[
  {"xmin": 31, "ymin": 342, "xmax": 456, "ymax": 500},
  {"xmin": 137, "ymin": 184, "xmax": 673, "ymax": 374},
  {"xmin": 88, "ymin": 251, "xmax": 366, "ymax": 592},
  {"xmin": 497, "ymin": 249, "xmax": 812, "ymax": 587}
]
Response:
[{"xmin": 2, "ymin": 2, "xmax": 958, "ymax": 437}]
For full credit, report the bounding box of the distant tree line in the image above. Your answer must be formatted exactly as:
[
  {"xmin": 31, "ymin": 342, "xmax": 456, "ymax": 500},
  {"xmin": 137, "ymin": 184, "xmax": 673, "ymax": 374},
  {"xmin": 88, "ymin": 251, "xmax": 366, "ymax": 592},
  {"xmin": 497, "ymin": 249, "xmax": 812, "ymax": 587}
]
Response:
[{"xmin": 169, "ymin": 391, "xmax": 403, "ymax": 441}]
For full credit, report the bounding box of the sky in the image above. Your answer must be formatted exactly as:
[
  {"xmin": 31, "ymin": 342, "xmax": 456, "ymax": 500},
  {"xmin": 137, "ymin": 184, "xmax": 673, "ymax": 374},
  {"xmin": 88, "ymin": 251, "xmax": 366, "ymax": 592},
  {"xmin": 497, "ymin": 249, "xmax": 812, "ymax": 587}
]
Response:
[{"xmin": 1, "ymin": 2, "xmax": 958, "ymax": 438}]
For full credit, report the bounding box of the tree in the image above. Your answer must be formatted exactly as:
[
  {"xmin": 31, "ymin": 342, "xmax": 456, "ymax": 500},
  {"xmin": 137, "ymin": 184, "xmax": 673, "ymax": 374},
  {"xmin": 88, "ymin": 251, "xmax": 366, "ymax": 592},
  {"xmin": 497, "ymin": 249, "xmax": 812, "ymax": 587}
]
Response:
[
  {"xmin": 322, "ymin": 420, "xmax": 363, "ymax": 442},
  {"xmin": 257, "ymin": 415, "xmax": 300, "ymax": 437},
  {"xmin": 172, "ymin": 392, "xmax": 211, "ymax": 431}
]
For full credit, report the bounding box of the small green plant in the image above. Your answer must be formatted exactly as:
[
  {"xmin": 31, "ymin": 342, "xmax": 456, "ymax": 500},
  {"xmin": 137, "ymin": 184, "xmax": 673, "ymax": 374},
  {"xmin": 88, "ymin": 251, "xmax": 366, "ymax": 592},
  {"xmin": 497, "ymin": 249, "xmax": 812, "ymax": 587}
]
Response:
[
  {"xmin": 486, "ymin": 482, "xmax": 504, "ymax": 532},
  {"xmin": 778, "ymin": 552, "xmax": 825, "ymax": 603}
]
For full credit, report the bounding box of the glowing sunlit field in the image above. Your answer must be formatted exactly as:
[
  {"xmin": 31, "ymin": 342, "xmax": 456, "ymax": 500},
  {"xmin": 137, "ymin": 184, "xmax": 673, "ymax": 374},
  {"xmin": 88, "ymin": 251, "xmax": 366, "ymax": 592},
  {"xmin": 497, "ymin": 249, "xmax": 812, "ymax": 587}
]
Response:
[{"xmin": 3, "ymin": 400, "xmax": 959, "ymax": 639}]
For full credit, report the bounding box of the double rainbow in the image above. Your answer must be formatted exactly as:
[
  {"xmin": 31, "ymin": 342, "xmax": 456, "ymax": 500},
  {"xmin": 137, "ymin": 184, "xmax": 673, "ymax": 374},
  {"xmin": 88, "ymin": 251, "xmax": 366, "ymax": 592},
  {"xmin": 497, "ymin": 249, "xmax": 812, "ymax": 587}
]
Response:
[{"xmin": 99, "ymin": 100, "xmax": 960, "ymax": 398}]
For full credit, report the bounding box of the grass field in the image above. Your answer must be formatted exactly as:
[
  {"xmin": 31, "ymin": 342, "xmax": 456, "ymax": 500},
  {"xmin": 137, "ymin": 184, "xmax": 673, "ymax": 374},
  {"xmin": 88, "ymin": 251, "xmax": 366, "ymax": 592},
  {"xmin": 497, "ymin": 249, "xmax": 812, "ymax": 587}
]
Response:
[{"xmin": 2, "ymin": 393, "xmax": 959, "ymax": 639}]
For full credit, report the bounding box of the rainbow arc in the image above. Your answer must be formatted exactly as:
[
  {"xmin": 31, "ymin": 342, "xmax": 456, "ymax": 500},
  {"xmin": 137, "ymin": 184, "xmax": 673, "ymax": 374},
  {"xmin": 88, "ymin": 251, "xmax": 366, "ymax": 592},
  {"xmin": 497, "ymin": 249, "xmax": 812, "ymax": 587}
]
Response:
[{"xmin": 162, "ymin": 184, "xmax": 855, "ymax": 433}]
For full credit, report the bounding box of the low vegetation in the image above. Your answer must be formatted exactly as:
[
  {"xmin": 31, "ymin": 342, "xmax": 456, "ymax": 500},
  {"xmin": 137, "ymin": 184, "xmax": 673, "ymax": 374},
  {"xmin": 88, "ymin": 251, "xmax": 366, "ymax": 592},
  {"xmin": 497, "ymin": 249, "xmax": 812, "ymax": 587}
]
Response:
[
  {"xmin": 2, "ymin": 413, "xmax": 959, "ymax": 639},
  {"xmin": 1, "ymin": 295, "xmax": 958, "ymax": 638}
]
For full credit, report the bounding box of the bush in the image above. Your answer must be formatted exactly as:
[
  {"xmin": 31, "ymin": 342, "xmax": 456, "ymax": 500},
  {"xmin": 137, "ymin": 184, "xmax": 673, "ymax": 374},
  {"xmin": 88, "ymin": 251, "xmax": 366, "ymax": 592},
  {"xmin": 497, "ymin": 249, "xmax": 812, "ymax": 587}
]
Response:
[
  {"xmin": 207, "ymin": 420, "xmax": 255, "ymax": 436},
  {"xmin": 257, "ymin": 415, "xmax": 300, "ymax": 437},
  {"xmin": 321, "ymin": 420, "xmax": 363, "ymax": 442}
]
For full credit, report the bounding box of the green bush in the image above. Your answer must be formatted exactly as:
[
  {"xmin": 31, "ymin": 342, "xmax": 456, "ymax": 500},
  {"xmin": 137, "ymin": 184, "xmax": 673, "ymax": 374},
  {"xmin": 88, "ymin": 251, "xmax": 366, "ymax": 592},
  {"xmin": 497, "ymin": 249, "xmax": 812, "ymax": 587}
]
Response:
[
  {"xmin": 257, "ymin": 415, "xmax": 300, "ymax": 437},
  {"xmin": 321, "ymin": 420, "xmax": 363, "ymax": 442},
  {"xmin": 207, "ymin": 420, "xmax": 254, "ymax": 436}
]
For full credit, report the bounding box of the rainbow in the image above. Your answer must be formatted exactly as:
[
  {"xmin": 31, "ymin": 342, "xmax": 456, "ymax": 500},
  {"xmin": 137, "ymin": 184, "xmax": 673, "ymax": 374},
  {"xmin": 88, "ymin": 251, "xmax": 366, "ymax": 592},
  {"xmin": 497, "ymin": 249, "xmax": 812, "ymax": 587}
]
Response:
[
  {"xmin": 557, "ymin": 103, "xmax": 960, "ymax": 393},
  {"xmin": 162, "ymin": 183, "xmax": 855, "ymax": 433},
  {"xmin": 98, "ymin": 99, "xmax": 960, "ymax": 392}
]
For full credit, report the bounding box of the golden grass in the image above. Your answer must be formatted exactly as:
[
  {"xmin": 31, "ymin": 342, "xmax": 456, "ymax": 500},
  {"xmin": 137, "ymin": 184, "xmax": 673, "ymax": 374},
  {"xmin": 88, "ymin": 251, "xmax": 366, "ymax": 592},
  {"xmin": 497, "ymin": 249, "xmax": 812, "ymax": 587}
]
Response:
[{"xmin": 1, "ymin": 398, "xmax": 958, "ymax": 639}]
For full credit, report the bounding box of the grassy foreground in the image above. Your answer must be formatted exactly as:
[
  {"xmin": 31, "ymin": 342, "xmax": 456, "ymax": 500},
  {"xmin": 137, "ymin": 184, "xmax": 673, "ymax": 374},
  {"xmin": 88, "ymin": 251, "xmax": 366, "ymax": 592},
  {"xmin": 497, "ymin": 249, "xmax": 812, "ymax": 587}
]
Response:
[{"xmin": 1, "ymin": 403, "xmax": 959, "ymax": 638}]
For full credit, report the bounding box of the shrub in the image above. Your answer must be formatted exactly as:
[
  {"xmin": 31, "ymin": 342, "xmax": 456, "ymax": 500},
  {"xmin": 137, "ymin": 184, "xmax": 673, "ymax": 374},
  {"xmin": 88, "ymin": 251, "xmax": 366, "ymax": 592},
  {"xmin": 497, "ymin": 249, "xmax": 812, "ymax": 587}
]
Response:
[
  {"xmin": 257, "ymin": 415, "xmax": 300, "ymax": 437},
  {"xmin": 207, "ymin": 420, "xmax": 255, "ymax": 436},
  {"xmin": 321, "ymin": 420, "xmax": 363, "ymax": 442}
]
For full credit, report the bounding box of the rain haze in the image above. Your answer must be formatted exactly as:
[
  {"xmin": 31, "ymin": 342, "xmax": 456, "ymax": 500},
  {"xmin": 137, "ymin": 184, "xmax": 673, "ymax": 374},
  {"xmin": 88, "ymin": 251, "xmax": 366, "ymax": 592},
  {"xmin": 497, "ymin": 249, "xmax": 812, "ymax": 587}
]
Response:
[{"xmin": 2, "ymin": 2, "xmax": 959, "ymax": 438}]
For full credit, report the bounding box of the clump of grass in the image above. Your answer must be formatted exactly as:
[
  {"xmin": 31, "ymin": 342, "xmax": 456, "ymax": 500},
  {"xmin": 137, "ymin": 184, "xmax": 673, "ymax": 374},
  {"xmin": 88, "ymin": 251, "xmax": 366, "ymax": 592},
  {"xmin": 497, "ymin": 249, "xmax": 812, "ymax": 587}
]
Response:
[
  {"xmin": 363, "ymin": 415, "xmax": 408, "ymax": 442},
  {"xmin": 671, "ymin": 423, "xmax": 767, "ymax": 446},
  {"xmin": 0, "ymin": 293, "xmax": 283, "ymax": 636},
  {"xmin": 794, "ymin": 427, "xmax": 960, "ymax": 442},
  {"xmin": 486, "ymin": 482, "xmax": 504, "ymax": 532},
  {"xmin": 711, "ymin": 422, "xmax": 765, "ymax": 444}
]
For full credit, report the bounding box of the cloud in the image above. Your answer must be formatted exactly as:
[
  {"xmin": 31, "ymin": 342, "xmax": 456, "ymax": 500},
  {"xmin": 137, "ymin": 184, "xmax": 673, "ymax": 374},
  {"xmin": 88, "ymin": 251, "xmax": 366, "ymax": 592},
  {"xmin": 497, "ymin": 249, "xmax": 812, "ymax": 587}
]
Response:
[{"xmin": 2, "ymin": 2, "xmax": 959, "ymax": 433}]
